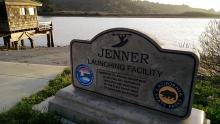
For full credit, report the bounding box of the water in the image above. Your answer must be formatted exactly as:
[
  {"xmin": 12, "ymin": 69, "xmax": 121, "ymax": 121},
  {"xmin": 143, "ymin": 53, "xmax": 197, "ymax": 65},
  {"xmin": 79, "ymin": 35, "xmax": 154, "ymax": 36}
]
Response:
[{"xmin": 0, "ymin": 17, "xmax": 217, "ymax": 49}]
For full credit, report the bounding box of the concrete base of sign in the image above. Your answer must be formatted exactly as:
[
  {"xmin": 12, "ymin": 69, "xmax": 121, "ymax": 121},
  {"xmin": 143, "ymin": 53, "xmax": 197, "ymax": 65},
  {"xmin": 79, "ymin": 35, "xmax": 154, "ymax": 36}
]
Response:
[{"xmin": 49, "ymin": 86, "xmax": 210, "ymax": 124}]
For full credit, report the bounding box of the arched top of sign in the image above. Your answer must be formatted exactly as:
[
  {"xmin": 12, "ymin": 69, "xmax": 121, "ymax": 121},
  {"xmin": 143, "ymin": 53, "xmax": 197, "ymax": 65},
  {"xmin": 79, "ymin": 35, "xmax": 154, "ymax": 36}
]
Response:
[{"xmin": 71, "ymin": 28, "xmax": 199, "ymax": 63}]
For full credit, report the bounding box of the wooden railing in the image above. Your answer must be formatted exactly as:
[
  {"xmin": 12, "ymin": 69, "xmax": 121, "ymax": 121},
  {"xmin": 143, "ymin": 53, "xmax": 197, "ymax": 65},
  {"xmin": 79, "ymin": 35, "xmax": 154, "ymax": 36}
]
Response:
[{"xmin": 37, "ymin": 21, "xmax": 52, "ymax": 31}]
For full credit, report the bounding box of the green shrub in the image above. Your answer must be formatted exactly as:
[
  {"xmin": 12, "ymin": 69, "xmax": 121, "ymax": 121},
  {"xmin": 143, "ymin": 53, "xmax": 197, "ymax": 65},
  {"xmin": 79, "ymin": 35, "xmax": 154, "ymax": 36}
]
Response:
[
  {"xmin": 193, "ymin": 77, "xmax": 220, "ymax": 124},
  {"xmin": 0, "ymin": 102, "xmax": 62, "ymax": 124}
]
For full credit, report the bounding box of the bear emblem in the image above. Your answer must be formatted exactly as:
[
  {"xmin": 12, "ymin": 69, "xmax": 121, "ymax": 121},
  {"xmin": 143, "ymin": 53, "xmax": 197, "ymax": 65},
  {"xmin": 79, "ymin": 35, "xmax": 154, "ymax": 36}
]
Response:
[{"xmin": 160, "ymin": 90, "xmax": 176, "ymax": 100}]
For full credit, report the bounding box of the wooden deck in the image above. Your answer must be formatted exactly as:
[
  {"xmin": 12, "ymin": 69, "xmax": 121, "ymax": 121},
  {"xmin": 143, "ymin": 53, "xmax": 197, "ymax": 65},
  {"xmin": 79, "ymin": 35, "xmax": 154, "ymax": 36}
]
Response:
[{"xmin": 0, "ymin": 21, "xmax": 54, "ymax": 50}]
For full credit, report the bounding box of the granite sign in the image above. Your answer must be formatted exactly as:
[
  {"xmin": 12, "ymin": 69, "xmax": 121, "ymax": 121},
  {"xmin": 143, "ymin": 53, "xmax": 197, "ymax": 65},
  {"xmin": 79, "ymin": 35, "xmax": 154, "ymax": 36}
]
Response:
[{"xmin": 70, "ymin": 28, "xmax": 199, "ymax": 118}]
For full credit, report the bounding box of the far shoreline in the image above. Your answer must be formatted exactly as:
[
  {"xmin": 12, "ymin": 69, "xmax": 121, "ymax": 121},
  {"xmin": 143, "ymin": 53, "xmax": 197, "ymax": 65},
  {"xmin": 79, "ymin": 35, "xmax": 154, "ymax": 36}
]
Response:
[{"xmin": 38, "ymin": 12, "xmax": 220, "ymax": 19}]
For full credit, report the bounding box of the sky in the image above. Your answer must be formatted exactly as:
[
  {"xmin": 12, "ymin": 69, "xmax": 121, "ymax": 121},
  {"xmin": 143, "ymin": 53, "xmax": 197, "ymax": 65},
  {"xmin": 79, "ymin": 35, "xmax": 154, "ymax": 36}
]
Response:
[{"xmin": 147, "ymin": 0, "xmax": 220, "ymax": 11}]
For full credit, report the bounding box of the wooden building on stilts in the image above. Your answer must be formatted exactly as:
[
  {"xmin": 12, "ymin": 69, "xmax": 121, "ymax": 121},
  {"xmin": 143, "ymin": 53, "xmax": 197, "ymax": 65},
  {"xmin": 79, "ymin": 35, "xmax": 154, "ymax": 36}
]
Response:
[{"xmin": 0, "ymin": 0, "xmax": 54, "ymax": 50}]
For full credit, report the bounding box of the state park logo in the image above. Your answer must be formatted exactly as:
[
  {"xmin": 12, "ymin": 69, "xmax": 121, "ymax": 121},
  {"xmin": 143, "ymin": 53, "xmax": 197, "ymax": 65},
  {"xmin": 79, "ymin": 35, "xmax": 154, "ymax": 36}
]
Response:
[
  {"xmin": 75, "ymin": 64, "xmax": 94, "ymax": 86},
  {"xmin": 153, "ymin": 81, "xmax": 184, "ymax": 109}
]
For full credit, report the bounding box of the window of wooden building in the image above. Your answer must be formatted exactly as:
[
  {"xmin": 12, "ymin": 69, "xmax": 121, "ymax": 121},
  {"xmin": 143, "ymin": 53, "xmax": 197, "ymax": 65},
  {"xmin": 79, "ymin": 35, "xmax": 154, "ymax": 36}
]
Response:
[
  {"xmin": 19, "ymin": 8, "xmax": 26, "ymax": 15},
  {"xmin": 29, "ymin": 7, "xmax": 35, "ymax": 15}
]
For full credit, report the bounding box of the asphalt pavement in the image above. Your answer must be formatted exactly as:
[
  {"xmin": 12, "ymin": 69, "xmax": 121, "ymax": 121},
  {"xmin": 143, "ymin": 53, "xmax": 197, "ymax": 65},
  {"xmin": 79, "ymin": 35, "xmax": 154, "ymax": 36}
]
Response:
[{"xmin": 0, "ymin": 61, "xmax": 66, "ymax": 112}]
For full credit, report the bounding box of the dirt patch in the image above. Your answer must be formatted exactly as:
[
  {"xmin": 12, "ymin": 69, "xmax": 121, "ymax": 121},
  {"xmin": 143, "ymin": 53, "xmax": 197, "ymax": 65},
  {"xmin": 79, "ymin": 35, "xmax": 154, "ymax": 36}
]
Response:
[{"xmin": 0, "ymin": 46, "xmax": 70, "ymax": 66}]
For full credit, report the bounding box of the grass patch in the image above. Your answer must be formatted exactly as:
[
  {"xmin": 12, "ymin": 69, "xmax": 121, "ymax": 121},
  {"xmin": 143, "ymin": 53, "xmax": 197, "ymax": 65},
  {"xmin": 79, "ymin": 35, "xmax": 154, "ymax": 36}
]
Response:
[{"xmin": 0, "ymin": 68, "xmax": 71, "ymax": 124}]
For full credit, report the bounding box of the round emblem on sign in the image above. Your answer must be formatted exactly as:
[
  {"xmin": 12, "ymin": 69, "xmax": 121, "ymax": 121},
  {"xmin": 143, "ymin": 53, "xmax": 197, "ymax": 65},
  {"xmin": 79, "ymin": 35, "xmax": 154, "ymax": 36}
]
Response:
[
  {"xmin": 75, "ymin": 64, "xmax": 94, "ymax": 86},
  {"xmin": 153, "ymin": 81, "xmax": 184, "ymax": 109}
]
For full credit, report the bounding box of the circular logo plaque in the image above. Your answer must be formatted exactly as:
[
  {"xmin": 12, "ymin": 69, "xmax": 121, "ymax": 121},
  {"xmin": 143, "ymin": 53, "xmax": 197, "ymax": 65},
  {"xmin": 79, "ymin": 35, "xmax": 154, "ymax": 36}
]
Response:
[
  {"xmin": 153, "ymin": 81, "xmax": 184, "ymax": 109},
  {"xmin": 75, "ymin": 64, "xmax": 94, "ymax": 86}
]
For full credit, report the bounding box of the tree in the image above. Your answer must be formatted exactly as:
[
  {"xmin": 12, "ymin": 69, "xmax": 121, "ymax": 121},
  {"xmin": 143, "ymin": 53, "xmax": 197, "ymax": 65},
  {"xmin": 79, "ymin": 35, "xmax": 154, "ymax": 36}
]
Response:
[
  {"xmin": 199, "ymin": 20, "xmax": 220, "ymax": 76},
  {"xmin": 36, "ymin": 0, "xmax": 55, "ymax": 12},
  {"xmin": 208, "ymin": 8, "xmax": 215, "ymax": 13}
]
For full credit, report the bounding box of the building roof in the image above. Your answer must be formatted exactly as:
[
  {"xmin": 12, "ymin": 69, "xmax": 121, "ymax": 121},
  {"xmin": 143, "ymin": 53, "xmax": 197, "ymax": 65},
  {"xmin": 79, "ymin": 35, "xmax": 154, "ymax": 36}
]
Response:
[{"xmin": 0, "ymin": 0, "xmax": 42, "ymax": 6}]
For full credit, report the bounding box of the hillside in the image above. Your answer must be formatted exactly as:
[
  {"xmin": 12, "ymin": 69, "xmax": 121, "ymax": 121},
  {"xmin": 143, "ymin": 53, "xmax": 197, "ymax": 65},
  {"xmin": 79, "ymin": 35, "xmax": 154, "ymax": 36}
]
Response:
[{"xmin": 38, "ymin": 0, "xmax": 220, "ymax": 17}]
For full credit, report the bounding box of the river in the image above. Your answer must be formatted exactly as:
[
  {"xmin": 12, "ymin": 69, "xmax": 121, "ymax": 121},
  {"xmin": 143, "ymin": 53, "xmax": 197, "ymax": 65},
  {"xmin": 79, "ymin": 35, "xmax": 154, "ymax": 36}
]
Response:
[{"xmin": 0, "ymin": 17, "xmax": 217, "ymax": 49}]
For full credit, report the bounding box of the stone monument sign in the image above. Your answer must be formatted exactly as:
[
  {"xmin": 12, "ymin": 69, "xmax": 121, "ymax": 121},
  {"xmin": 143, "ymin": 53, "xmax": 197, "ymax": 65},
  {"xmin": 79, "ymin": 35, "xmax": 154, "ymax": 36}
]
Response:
[{"xmin": 70, "ymin": 28, "xmax": 199, "ymax": 118}]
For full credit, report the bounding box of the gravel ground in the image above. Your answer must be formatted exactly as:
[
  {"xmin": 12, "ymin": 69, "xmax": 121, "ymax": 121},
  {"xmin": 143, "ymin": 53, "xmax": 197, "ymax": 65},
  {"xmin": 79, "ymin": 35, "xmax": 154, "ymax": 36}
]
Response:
[{"xmin": 0, "ymin": 46, "xmax": 70, "ymax": 66}]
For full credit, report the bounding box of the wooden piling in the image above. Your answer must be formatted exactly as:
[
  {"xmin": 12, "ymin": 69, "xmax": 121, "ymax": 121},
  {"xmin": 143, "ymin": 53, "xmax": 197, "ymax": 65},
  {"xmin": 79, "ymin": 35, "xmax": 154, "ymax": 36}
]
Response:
[
  {"xmin": 3, "ymin": 41, "xmax": 7, "ymax": 47},
  {"xmin": 21, "ymin": 40, "xmax": 25, "ymax": 47},
  {"xmin": 47, "ymin": 33, "xmax": 51, "ymax": 47},
  {"xmin": 29, "ymin": 38, "xmax": 35, "ymax": 48},
  {"xmin": 14, "ymin": 41, "xmax": 19, "ymax": 50},
  {"xmin": 50, "ymin": 30, "xmax": 54, "ymax": 47},
  {"xmin": 7, "ymin": 41, "xmax": 11, "ymax": 49},
  {"xmin": 3, "ymin": 37, "xmax": 8, "ymax": 47},
  {"xmin": 3, "ymin": 36, "xmax": 10, "ymax": 49},
  {"xmin": 11, "ymin": 42, "xmax": 15, "ymax": 48}
]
